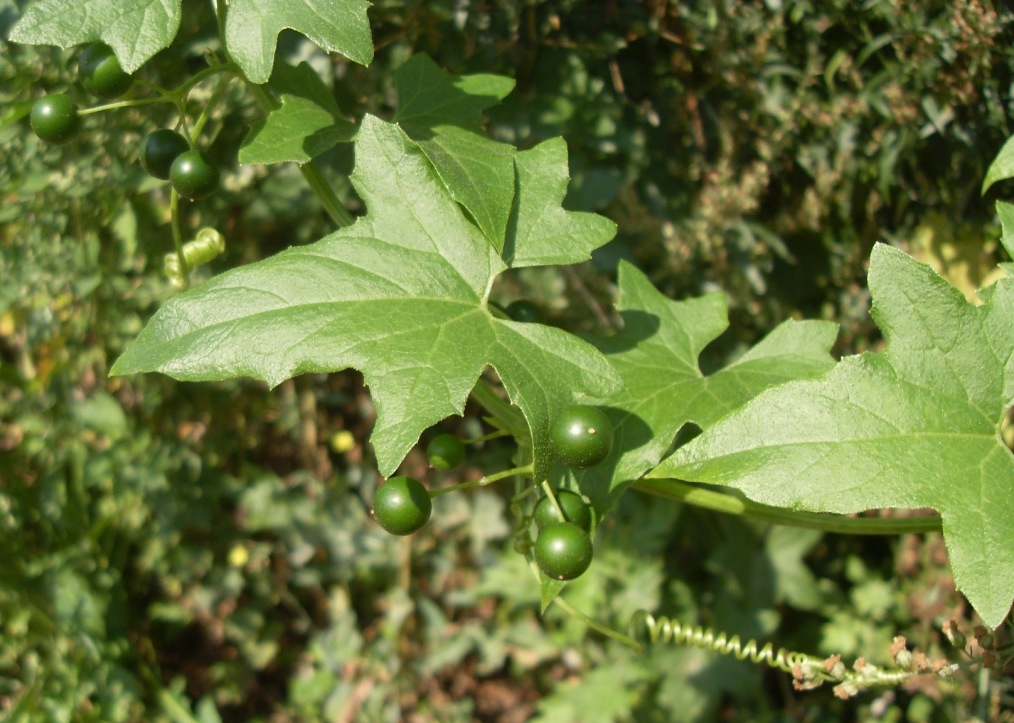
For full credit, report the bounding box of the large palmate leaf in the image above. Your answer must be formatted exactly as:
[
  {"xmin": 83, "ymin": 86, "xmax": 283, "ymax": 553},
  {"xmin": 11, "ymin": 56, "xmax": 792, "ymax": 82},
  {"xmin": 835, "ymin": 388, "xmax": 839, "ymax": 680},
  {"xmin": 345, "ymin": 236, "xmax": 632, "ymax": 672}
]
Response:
[
  {"xmin": 571, "ymin": 262, "xmax": 838, "ymax": 513},
  {"xmin": 224, "ymin": 0, "xmax": 372, "ymax": 84},
  {"xmin": 653, "ymin": 244, "xmax": 1014, "ymax": 628},
  {"xmin": 9, "ymin": 0, "xmax": 181, "ymax": 72},
  {"xmin": 111, "ymin": 115, "xmax": 620, "ymax": 479}
]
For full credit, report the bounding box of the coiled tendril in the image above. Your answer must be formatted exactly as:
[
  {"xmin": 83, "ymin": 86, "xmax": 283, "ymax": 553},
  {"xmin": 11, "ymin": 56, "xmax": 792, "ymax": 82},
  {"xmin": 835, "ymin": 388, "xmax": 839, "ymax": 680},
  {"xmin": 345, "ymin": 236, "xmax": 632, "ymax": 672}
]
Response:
[
  {"xmin": 164, "ymin": 227, "xmax": 225, "ymax": 287},
  {"xmin": 631, "ymin": 610, "xmax": 823, "ymax": 675}
]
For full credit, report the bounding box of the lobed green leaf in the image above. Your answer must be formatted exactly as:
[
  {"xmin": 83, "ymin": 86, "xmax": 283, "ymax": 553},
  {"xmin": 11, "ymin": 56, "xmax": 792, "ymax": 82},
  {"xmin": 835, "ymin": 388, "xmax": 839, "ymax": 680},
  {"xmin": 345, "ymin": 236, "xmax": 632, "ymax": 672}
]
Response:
[
  {"xmin": 653, "ymin": 244, "xmax": 1014, "ymax": 628},
  {"xmin": 112, "ymin": 115, "xmax": 620, "ymax": 480},
  {"xmin": 224, "ymin": 0, "xmax": 372, "ymax": 84},
  {"xmin": 505, "ymin": 138, "xmax": 618, "ymax": 268},
  {"xmin": 573, "ymin": 262, "xmax": 838, "ymax": 514},
  {"xmin": 9, "ymin": 0, "xmax": 181, "ymax": 73}
]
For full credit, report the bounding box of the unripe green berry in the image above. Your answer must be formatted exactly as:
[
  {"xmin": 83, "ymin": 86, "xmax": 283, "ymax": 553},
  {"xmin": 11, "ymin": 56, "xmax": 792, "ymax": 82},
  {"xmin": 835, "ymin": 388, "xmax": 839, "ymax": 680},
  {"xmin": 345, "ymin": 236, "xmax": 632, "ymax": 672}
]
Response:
[
  {"xmin": 372, "ymin": 476, "xmax": 432, "ymax": 535},
  {"xmin": 534, "ymin": 490, "xmax": 592, "ymax": 531},
  {"xmin": 170, "ymin": 150, "xmax": 220, "ymax": 200},
  {"xmin": 78, "ymin": 43, "xmax": 133, "ymax": 99},
  {"xmin": 30, "ymin": 94, "xmax": 80, "ymax": 145},
  {"xmin": 426, "ymin": 433, "xmax": 465, "ymax": 470}
]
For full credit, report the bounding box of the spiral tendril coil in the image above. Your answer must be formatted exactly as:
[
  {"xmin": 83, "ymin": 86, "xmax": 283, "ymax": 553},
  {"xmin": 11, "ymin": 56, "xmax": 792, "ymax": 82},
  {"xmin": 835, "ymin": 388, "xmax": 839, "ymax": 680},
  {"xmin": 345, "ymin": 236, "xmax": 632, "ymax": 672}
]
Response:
[
  {"xmin": 631, "ymin": 610, "xmax": 819, "ymax": 675},
  {"xmin": 165, "ymin": 227, "xmax": 225, "ymax": 287}
]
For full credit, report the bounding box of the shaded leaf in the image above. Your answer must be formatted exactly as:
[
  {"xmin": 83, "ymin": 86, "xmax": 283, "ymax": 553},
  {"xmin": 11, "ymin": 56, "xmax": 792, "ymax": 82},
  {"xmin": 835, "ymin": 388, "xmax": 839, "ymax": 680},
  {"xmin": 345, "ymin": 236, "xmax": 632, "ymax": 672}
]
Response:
[
  {"xmin": 394, "ymin": 53, "xmax": 514, "ymax": 131},
  {"xmin": 394, "ymin": 54, "xmax": 516, "ymax": 247},
  {"xmin": 995, "ymin": 201, "xmax": 1014, "ymax": 275},
  {"xmin": 239, "ymin": 61, "xmax": 354, "ymax": 165},
  {"xmin": 983, "ymin": 134, "xmax": 1014, "ymax": 195}
]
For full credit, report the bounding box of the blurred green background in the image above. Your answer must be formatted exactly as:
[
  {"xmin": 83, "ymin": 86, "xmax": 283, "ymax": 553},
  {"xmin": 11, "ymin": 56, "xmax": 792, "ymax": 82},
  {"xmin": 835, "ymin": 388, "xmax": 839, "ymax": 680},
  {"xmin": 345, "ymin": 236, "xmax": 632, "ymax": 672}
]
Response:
[{"xmin": 2, "ymin": 0, "xmax": 1012, "ymax": 720}]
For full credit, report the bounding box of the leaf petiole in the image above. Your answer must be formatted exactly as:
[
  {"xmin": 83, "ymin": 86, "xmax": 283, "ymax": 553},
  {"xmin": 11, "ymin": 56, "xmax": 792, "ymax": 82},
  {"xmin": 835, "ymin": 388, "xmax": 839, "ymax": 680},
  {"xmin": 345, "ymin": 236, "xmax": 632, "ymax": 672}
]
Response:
[{"xmin": 633, "ymin": 477, "xmax": 942, "ymax": 535}]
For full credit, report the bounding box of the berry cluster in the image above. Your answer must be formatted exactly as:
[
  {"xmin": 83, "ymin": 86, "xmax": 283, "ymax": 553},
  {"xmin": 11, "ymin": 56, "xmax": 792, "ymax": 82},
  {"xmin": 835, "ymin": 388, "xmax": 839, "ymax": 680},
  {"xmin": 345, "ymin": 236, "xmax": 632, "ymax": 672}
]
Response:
[
  {"xmin": 30, "ymin": 43, "xmax": 220, "ymax": 200},
  {"xmin": 370, "ymin": 402, "xmax": 614, "ymax": 583}
]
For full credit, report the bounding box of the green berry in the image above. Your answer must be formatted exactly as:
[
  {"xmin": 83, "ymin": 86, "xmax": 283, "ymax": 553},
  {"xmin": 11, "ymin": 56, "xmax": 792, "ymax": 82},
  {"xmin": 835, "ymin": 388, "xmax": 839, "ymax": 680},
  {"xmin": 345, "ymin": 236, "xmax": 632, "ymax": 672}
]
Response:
[
  {"xmin": 550, "ymin": 405, "xmax": 613, "ymax": 469},
  {"xmin": 170, "ymin": 150, "xmax": 220, "ymax": 200},
  {"xmin": 534, "ymin": 522, "xmax": 593, "ymax": 580},
  {"xmin": 426, "ymin": 433, "xmax": 465, "ymax": 471},
  {"xmin": 30, "ymin": 94, "xmax": 80, "ymax": 145},
  {"xmin": 534, "ymin": 490, "xmax": 592, "ymax": 531},
  {"xmin": 78, "ymin": 43, "xmax": 133, "ymax": 99},
  {"xmin": 506, "ymin": 300, "xmax": 544, "ymax": 324},
  {"xmin": 372, "ymin": 476, "xmax": 432, "ymax": 535},
  {"xmin": 140, "ymin": 129, "xmax": 190, "ymax": 180}
]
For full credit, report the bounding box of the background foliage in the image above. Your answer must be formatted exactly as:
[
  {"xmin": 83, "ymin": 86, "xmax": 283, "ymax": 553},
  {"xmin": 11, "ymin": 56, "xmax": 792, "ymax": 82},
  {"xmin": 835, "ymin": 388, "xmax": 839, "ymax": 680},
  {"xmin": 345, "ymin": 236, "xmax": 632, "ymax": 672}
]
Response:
[{"xmin": 2, "ymin": 0, "xmax": 1013, "ymax": 720}]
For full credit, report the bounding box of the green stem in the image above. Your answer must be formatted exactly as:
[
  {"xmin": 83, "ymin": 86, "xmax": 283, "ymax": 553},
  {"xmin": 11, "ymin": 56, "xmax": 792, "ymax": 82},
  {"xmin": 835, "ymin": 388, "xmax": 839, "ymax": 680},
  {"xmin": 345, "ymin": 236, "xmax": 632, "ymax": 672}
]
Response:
[
  {"xmin": 189, "ymin": 68, "xmax": 234, "ymax": 142},
  {"xmin": 469, "ymin": 379, "xmax": 528, "ymax": 440},
  {"xmin": 430, "ymin": 464, "xmax": 533, "ymax": 497},
  {"xmin": 78, "ymin": 96, "xmax": 178, "ymax": 115},
  {"xmin": 169, "ymin": 189, "xmax": 190, "ymax": 289},
  {"xmin": 301, "ymin": 163, "xmax": 355, "ymax": 227},
  {"xmin": 550, "ymin": 595, "xmax": 644, "ymax": 653},
  {"xmin": 177, "ymin": 62, "xmax": 238, "ymax": 96},
  {"xmin": 633, "ymin": 477, "xmax": 942, "ymax": 535},
  {"xmin": 466, "ymin": 429, "xmax": 511, "ymax": 445},
  {"xmin": 540, "ymin": 479, "xmax": 566, "ymax": 520}
]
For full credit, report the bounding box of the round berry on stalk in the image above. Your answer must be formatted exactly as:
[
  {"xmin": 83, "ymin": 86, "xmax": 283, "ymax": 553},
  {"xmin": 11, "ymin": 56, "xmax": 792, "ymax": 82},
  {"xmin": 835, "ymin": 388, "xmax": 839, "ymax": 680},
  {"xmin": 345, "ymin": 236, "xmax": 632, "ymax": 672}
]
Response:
[
  {"xmin": 30, "ymin": 94, "xmax": 80, "ymax": 145},
  {"xmin": 372, "ymin": 476, "xmax": 432, "ymax": 535},
  {"xmin": 534, "ymin": 522, "xmax": 593, "ymax": 580},
  {"xmin": 550, "ymin": 405, "xmax": 613, "ymax": 469}
]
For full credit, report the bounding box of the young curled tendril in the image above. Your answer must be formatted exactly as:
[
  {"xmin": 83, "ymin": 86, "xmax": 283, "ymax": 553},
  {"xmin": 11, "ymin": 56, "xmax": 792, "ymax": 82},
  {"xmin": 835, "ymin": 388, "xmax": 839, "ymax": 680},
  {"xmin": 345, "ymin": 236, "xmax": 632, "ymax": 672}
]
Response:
[
  {"xmin": 164, "ymin": 227, "xmax": 225, "ymax": 287},
  {"xmin": 630, "ymin": 611, "xmax": 822, "ymax": 675}
]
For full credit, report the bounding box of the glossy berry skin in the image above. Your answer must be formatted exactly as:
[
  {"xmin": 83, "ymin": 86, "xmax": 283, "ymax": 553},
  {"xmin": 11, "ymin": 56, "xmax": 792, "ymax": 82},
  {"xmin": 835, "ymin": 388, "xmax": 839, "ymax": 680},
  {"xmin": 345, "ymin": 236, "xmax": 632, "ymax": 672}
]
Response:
[
  {"xmin": 534, "ymin": 490, "xmax": 592, "ymax": 531},
  {"xmin": 372, "ymin": 476, "xmax": 432, "ymax": 535},
  {"xmin": 30, "ymin": 94, "xmax": 80, "ymax": 145},
  {"xmin": 550, "ymin": 405, "xmax": 613, "ymax": 469},
  {"xmin": 426, "ymin": 433, "xmax": 465, "ymax": 471},
  {"xmin": 170, "ymin": 151, "xmax": 220, "ymax": 200},
  {"xmin": 140, "ymin": 129, "xmax": 190, "ymax": 180},
  {"xmin": 534, "ymin": 522, "xmax": 593, "ymax": 580},
  {"xmin": 78, "ymin": 43, "xmax": 133, "ymax": 99},
  {"xmin": 506, "ymin": 300, "xmax": 544, "ymax": 324}
]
